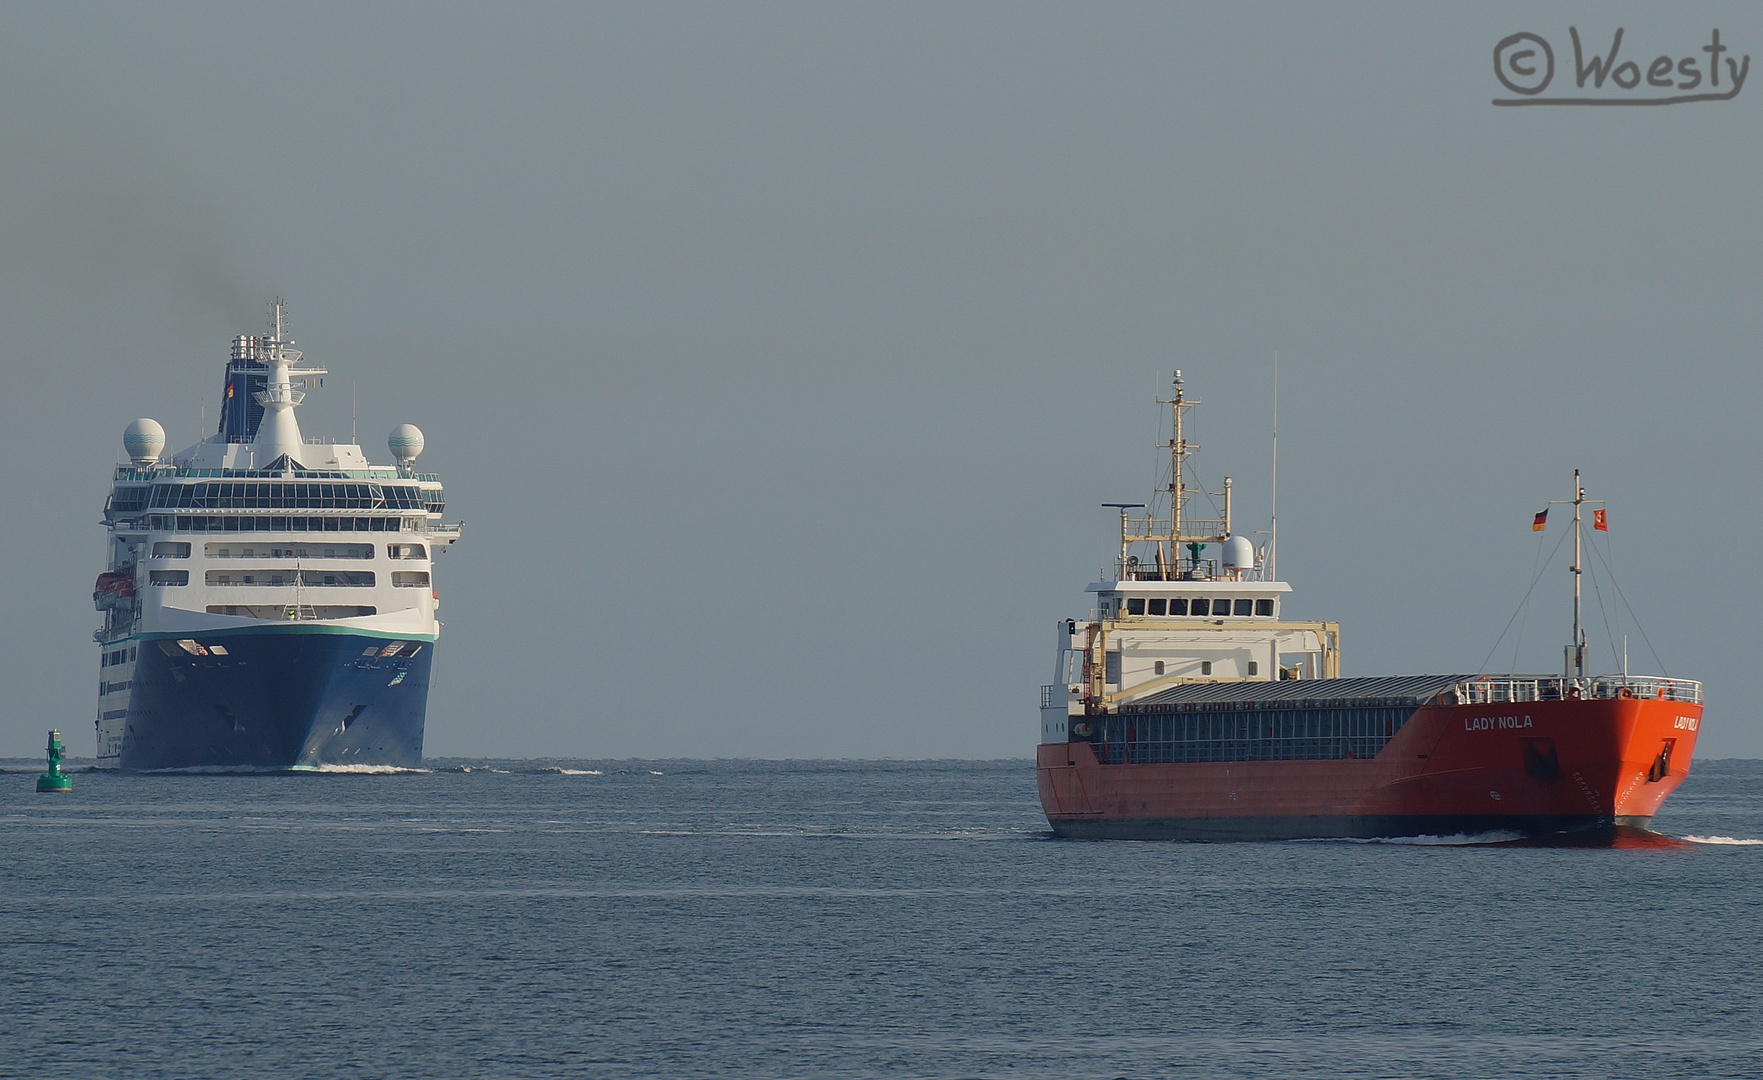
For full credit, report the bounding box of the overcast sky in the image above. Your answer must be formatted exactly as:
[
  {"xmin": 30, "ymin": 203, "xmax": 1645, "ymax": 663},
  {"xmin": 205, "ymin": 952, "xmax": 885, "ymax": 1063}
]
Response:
[{"xmin": 2, "ymin": 3, "xmax": 1760, "ymax": 759}]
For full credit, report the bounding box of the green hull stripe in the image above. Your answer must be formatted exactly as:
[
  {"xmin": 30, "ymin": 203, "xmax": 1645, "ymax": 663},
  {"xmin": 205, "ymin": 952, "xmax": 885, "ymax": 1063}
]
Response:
[{"xmin": 132, "ymin": 625, "xmax": 439, "ymax": 644}]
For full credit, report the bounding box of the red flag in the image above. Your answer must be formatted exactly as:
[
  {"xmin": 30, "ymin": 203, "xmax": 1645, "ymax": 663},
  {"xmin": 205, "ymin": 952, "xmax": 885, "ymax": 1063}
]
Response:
[
  {"xmin": 1532, "ymin": 509, "xmax": 1547, "ymax": 532},
  {"xmin": 1593, "ymin": 508, "xmax": 1607, "ymax": 532}
]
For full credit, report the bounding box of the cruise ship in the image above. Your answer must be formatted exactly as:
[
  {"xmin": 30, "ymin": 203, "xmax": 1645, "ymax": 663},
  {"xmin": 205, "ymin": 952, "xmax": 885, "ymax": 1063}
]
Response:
[
  {"xmin": 93, "ymin": 303, "xmax": 461, "ymax": 769},
  {"xmin": 1037, "ymin": 372, "xmax": 1702, "ymax": 841}
]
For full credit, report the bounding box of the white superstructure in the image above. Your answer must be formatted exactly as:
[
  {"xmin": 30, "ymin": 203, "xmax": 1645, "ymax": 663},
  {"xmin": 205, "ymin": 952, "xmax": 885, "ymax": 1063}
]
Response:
[
  {"xmin": 1039, "ymin": 372, "xmax": 1340, "ymax": 744},
  {"xmin": 93, "ymin": 302, "xmax": 462, "ymax": 762}
]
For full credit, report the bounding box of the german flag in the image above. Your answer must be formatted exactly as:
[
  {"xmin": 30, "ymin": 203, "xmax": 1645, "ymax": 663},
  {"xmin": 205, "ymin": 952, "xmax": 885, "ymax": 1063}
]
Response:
[
  {"xmin": 1593, "ymin": 509, "xmax": 1607, "ymax": 532},
  {"xmin": 1532, "ymin": 509, "xmax": 1547, "ymax": 532}
]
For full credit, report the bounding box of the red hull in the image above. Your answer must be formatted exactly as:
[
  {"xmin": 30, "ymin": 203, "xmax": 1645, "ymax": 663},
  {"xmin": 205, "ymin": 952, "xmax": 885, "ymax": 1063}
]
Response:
[{"xmin": 1038, "ymin": 697, "xmax": 1702, "ymax": 840}]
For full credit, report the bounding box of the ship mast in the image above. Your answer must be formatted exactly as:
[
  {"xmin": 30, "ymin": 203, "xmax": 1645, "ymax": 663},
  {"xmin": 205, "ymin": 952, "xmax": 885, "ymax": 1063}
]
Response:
[
  {"xmin": 1114, "ymin": 370, "xmax": 1228, "ymax": 579},
  {"xmin": 1168, "ymin": 371, "xmax": 1189, "ymax": 562},
  {"xmin": 1570, "ymin": 470, "xmax": 1583, "ymax": 678},
  {"xmin": 1548, "ymin": 470, "xmax": 1604, "ymax": 678},
  {"xmin": 249, "ymin": 299, "xmax": 327, "ymax": 468}
]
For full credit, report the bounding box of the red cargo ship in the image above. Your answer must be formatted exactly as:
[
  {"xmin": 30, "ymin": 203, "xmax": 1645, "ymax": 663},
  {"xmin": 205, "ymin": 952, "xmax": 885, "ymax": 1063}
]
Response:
[{"xmin": 1037, "ymin": 373, "xmax": 1702, "ymax": 841}]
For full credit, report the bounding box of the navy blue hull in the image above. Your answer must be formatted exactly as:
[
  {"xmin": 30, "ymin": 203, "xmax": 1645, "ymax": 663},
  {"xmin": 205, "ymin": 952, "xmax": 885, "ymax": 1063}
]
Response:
[{"xmin": 120, "ymin": 630, "xmax": 433, "ymax": 770}]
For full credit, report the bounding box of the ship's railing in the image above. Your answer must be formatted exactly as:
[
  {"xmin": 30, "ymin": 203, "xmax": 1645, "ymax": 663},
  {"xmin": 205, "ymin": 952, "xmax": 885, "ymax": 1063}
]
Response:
[
  {"xmin": 1120, "ymin": 516, "xmax": 1228, "ymax": 542},
  {"xmin": 427, "ymin": 523, "xmax": 463, "ymax": 541},
  {"xmin": 156, "ymin": 466, "xmax": 443, "ymax": 482},
  {"xmin": 109, "ymin": 463, "xmax": 443, "ymax": 482},
  {"xmin": 1112, "ymin": 558, "xmax": 1225, "ymax": 582},
  {"xmin": 114, "ymin": 464, "xmax": 173, "ymax": 481},
  {"xmin": 1040, "ymin": 684, "xmax": 1071, "ymax": 709},
  {"xmin": 1449, "ymin": 676, "xmax": 1702, "ymax": 706}
]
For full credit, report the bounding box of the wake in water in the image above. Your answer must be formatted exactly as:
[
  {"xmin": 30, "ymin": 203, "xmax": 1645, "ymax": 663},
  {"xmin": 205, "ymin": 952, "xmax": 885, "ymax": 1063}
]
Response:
[
  {"xmin": 1682, "ymin": 835, "xmax": 1763, "ymax": 846},
  {"xmin": 1371, "ymin": 832, "xmax": 1527, "ymax": 846},
  {"xmin": 125, "ymin": 763, "xmax": 434, "ymax": 775},
  {"xmin": 1293, "ymin": 832, "xmax": 1525, "ymax": 846},
  {"xmin": 306, "ymin": 764, "xmax": 431, "ymax": 775}
]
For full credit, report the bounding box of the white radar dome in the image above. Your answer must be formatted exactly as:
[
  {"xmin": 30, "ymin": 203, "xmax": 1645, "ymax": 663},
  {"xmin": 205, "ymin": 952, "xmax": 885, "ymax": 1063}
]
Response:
[
  {"xmin": 388, "ymin": 424, "xmax": 425, "ymax": 464},
  {"xmin": 1222, "ymin": 534, "xmax": 1256, "ymax": 570},
  {"xmin": 123, "ymin": 418, "xmax": 165, "ymax": 465}
]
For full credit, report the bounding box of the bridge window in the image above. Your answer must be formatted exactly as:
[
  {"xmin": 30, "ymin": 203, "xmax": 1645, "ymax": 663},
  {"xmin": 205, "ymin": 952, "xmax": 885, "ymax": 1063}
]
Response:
[
  {"xmin": 1234, "ymin": 599, "xmax": 1253, "ymax": 616},
  {"xmin": 160, "ymin": 515, "xmax": 406, "ymax": 533},
  {"xmin": 1256, "ymin": 599, "xmax": 1274, "ymax": 616},
  {"xmin": 1148, "ymin": 598, "xmax": 1166, "ymax": 615},
  {"xmin": 110, "ymin": 486, "xmax": 151, "ymax": 513},
  {"xmin": 1190, "ymin": 599, "xmax": 1211, "ymax": 616},
  {"xmin": 1169, "ymin": 598, "xmax": 1188, "ymax": 615},
  {"xmin": 151, "ymin": 481, "xmax": 433, "ymax": 511},
  {"xmin": 1126, "ymin": 598, "xmax": 1146, "ymax": 616}
]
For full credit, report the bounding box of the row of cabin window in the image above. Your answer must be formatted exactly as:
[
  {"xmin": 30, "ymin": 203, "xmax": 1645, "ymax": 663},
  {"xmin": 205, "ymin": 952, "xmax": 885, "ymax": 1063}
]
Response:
[
  {"xmin": 1149, "ymin": 660, "xmax": 1255, "ymax": 677},
  {"xmin": 147, "ymin": 482, "xmax": 433, "ymax": 511},
  {"xmin": 1126, "ymin": 597, "xmax": 1274, "ymax": 617},
  {"xmin": 147, "ymin": 570, "xmax": 430, "ymax": 588},
  {"xmin": 205, "ymin": 604, "xmax": 377, "ymax": 619},
  {"xmin": 151, "ymin": 542, "xmax": 427, "ymax": 560},
  {"xmin": 1104, "ymin": 656, "xmax": 1255, "ymax": 681},
  {"xmin": 146, "ymin": 515, "xmax": 423, "ymax": 533},
  {"xmin": 100, "ymin": 646, "xmax": 137, "ymax": 667}
]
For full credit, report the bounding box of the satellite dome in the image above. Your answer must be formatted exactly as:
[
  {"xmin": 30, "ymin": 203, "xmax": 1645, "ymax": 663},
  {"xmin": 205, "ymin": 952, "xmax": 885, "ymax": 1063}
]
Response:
[
  {"xmin": 123, "ymin": 418, "xmax": 165, "ymax": 466},
  {"xmin": 389, "ymin": 424, "xmax": 425, "ymax": 465},
  {"xmin": 1222, "ymin": 534, "xmax": 1256, "ymax": 570}
]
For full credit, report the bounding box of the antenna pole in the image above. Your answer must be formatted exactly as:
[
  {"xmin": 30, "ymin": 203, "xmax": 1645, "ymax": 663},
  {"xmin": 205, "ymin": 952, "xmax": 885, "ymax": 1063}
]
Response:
[
  {"xmin": 1120, "ymin": 504, "xmax": 1130, "ymax": 571},
  {"xmin": 1170, "ymin": 370, "xmax": 1184, "ymax": 557},
  {"xmin": 1270, "ymin": 352, "xmax": 1278, "ymax": 582}
]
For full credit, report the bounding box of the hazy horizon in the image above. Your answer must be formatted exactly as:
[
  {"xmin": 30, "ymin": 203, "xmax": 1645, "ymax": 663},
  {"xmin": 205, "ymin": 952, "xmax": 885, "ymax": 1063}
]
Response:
[{"xmin": 4, "ymin": 3, "xmax": 1761, "ymax": 759}]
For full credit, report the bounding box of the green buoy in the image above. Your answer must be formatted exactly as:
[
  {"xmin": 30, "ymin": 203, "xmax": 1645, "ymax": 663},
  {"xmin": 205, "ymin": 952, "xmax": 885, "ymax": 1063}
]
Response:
[{"xmin": 36, "ymin": 729, "xmax": 72, "ymax": 793}]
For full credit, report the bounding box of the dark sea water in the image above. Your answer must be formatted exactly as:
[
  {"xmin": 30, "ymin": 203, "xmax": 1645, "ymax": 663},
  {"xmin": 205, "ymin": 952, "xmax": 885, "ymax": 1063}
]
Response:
[{"xmin": 3, "ymin": 758, "xmax": 1761, "ymax": 1079}]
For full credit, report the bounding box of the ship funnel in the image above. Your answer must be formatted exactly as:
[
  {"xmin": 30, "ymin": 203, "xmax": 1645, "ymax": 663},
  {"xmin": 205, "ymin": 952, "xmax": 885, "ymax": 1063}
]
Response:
[{"xmin": 124, "ymin": 418, "xmax": 165, "ymax": 466}]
